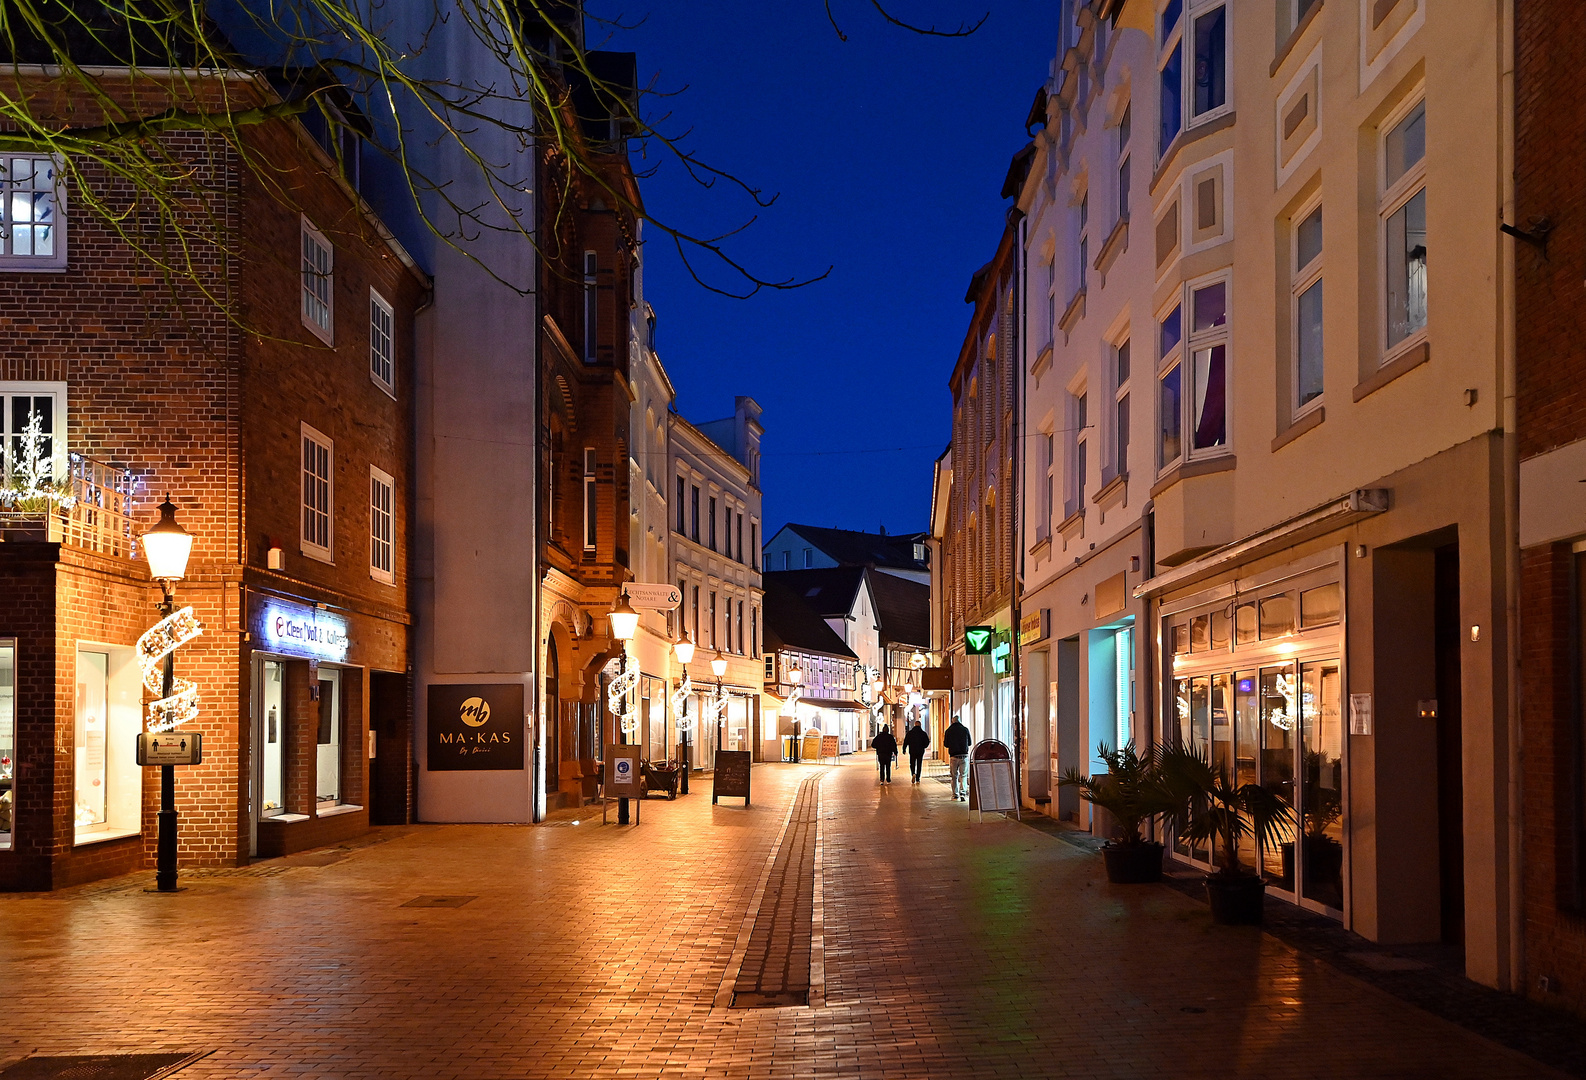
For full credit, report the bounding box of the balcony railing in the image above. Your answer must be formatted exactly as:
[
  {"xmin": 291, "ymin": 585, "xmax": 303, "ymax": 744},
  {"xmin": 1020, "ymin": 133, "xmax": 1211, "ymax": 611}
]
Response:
[{"xmin": 0, "ymin": 455, "xmax": 139, "ymax": 559}]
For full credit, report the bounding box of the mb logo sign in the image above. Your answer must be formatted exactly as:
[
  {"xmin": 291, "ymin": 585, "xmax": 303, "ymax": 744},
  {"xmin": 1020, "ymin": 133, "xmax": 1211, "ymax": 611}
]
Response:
[{"xmin": 964, "ymin": 626, "xmax": 995, "ymax": 655}]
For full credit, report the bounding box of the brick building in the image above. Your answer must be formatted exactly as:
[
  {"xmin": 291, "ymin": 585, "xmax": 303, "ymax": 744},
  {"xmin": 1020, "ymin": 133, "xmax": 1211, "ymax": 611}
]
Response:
[
  {"xmin": 537, "ymin": 52, "xmax": 644, "ymax": 808},
  {"xmin": 1515, "ymin": 0, "xmax": 1586, "ymax": 1018},
  {"xmin": 0, "ymin": 70, "xmax": 425, "ymax": 888}
]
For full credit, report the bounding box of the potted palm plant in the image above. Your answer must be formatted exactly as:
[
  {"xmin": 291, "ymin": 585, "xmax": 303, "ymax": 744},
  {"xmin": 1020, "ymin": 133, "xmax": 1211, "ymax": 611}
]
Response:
[
  {"xmin": 1058, "ymin": 742, "xmax": 1177, "ymax": 883},
  {"xmin": 1157, "ymin": 743, "xmax": 1296, "ymax": 924}
]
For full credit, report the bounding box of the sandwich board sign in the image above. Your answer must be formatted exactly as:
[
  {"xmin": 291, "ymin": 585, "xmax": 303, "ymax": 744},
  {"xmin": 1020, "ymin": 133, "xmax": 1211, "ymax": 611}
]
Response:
[{"xmin": 969, "ymin": 738, "xmax": 1019, "ymax": 821}]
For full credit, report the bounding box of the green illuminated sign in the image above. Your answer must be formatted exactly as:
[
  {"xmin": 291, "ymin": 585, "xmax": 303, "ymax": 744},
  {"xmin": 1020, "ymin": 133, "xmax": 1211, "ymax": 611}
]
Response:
[
  {"xmin": 964, "ymin": 626, "xmax": 994, "ymax": 655},
  {"xmin": 991, "ymin": 641, "xmax": 1011, "ymax": 675}
]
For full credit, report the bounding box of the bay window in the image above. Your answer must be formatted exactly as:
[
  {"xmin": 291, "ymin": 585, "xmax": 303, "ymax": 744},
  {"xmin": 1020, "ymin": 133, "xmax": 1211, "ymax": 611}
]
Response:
[
  {"xmin": 1158, "ymin": 277, "xmax": 1230, "ymax": 472},
  {"xmin": 1158, "ymin": 0, "xmax": 1229, "ymax": 158}
]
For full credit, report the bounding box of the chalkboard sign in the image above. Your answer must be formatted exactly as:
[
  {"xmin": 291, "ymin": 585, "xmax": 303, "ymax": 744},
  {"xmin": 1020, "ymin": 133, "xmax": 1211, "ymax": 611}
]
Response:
[{"xmin": 713, "ymin": 750, "xmax": 752, "ymax": 805}]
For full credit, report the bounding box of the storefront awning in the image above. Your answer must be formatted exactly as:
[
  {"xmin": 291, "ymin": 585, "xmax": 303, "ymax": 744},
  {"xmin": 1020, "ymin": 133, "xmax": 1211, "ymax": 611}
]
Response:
[
  {"xmin": 797, "ymin": 696, "xmax": 865, "ymax": 711},
  {"xmin": 1134, "ymin": 488, "xmax": 1388, "ymax": 601}
]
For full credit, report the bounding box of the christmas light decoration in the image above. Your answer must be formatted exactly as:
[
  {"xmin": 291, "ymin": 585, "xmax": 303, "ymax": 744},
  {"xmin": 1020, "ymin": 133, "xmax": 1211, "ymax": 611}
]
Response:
[{"xmin": 137, "ymin": 606, "xmax": 203, "ymax": 733}]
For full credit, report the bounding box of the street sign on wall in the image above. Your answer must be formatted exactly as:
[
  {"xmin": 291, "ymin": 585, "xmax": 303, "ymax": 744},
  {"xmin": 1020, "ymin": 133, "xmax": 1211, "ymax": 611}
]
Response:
[{"xmin": 625, "ymin": 583, "xmax": 682, "ymax": 610}]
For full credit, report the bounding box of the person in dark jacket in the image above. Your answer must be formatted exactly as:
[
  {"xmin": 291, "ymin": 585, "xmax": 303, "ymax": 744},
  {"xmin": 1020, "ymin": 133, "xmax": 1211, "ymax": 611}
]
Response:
[
  {"xmin": 872, "ymin": 725, "xmax": 898, "ymax": 785},
  {"xmin": 902, "ymin": 721, "xmax": 931, "ymax": 783},
  {"xmin": 944, "ymin": 718, "xmax": 972, "ymax": 800}
]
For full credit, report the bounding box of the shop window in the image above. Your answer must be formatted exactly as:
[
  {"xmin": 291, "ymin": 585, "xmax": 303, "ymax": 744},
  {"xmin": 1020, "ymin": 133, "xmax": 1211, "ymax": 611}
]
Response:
[
  {"xmin": 1234, "ymin": 601, "xmax": 1258, "ymax": 644},
  {"xmin": 0, "ymin": 156, "xmax": 65, "ymax": 270},
  {"xmin": 369, "ymin": 289, "xmax": 394, "ymax": 396},
  {"xmin": 1259, "ymin": 594, "xmax": 1296, "ymax": 638},
  {"xmin": 301, "ymin": 423, "xmax": 333, "ymax": 561},
  {"xmin": 1300, "ymin": 582, "xmax": 1341, "ymax": 627},
  {"xmin": 73, "ymin": 645, "xmax": 139, "ymax": 844},
  {"xmin": 301, "ymin": 217, "xmax": 333, "ymax": 343},
  {"xmin": 0, "ymin": 639, "xmax": 12, "ymax": 849},
  {"xmin": 1292, "ymin": 202, "xmax": 1324, "ymax": 412},
  {"xmin": 1189, "ymin": 613, "xmax": 1210, "ymax": 652},
  {"xmin": 1210, "ymin": 607, "xmax": 1231, "ymax": 650},
  {"xmin": 261, "ymin": 660, "xmax": 285, "ymax": 817},
  {"xmin": 1381, "ymin": 97, "xmax": 1427, "ymax": 357},
  {"xmin": 370, "ymin": 466, "xmax": 395, "ymax": 584},
  {"xmin": 1171, "ymin": 622, "xmax": 1190, "ymax": 654},
  {"xmin": 316, "ymin": 668, "xmax": 343, "ymax": 808}
]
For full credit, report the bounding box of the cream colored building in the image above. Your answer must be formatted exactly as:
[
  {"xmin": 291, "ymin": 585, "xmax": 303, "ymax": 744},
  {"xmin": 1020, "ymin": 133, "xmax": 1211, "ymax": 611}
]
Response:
[
  {"xmin": 670, "ymin": 398, "xmax": 766, "ymax": 770},
  {"xmin": 1025, "ymin": 0, "xmax": 1518, "ymax": 990}
]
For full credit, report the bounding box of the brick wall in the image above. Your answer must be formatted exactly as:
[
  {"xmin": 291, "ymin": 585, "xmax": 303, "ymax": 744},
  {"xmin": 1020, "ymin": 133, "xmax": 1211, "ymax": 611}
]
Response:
[
  {"xmin": 1516, "ymin": 0, "xmax": 1586, "ymax": 1016},
  {"xmin": 0, "ymin": 72, "xmax": 419, "ymax": 887}
]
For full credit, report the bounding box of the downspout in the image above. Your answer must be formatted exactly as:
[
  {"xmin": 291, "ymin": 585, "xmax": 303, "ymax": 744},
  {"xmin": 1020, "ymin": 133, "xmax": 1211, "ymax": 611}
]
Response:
[
  {"xmin": 1010, "ymin": 208, "xmax": 1027, "ymax": 806},
  {"xmin": 1498, "ymin": 0, "xmax": 1521, "ymax": 992}
]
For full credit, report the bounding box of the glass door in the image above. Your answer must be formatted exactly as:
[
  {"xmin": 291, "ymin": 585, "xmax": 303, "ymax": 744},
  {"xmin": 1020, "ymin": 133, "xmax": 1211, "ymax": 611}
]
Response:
[
  {"xmin": 1299, "ymin": 659, "xmax": 1344, "ymax": 912},
  {"xmin": 1258, "ymin": 664, "xmax": 1298, "ymax": 894}
]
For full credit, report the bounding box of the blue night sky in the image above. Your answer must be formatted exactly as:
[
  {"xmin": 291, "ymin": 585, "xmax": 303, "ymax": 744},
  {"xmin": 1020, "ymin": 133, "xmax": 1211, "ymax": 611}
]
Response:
[{"xmin": 598, "ymin": 2, "xmax": 1058, "ymax": 537}]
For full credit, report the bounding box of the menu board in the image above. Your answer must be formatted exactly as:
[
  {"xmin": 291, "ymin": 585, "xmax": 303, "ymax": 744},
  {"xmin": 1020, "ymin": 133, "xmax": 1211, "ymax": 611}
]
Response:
[{"xmin": 713, "ymin": 750, "xmax": 751, "ymax": 805}]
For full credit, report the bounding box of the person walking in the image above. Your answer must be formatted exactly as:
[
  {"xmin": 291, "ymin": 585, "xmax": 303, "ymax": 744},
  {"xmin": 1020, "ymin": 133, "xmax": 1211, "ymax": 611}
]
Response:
[
  {"xmin": 872, "ymin": 725, "xmax": 898, "ymax": 785},
  {"xmin": 902, "ymin": 720, "xmax": 931, "ymax": 783},
  {"xmin": 944, "ymin": 716, "xmax": 972, "ymax": 801}
]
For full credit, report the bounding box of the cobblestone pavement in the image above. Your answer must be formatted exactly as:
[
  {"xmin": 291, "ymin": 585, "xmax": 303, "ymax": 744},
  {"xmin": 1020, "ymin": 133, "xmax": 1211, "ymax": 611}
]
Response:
[{"xmin": 0, "ymin": 763, "xmax": 1569, "ymax": 1079}]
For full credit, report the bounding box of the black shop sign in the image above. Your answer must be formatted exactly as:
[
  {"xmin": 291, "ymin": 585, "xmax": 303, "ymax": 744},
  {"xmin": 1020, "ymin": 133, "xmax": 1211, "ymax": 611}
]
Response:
[{"xmin": 427, "ymin": 683, "xmax": 525, "ymax": 771}]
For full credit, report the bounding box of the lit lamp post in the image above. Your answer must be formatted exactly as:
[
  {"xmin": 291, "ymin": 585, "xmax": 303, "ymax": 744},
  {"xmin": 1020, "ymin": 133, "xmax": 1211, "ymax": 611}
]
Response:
[
  {"xmin": 609, "ymin": 593, "xmax": 641, "ymax": 825},
  {"xmin": 673, "ymin": 632, "xmax": 695, "ymax": 795},
  {"xmin": 711, "ymin": 649, "xmax": 728, "ymax": 752},
  {"xmin": 141, "ymin": 496, "xmax": 193, "ymax": 893},
  {"xmin": 788, "ymin": 664, "xmax": 803, "ymax": 762}
]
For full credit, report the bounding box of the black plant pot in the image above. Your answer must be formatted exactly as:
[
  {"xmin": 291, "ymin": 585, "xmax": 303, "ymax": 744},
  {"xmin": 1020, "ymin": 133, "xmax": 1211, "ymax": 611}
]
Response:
[
  {"xmin": 1101, "ymin": 841, "xmax": 1164, "ymax": 884},
  {"xmin": 1204, "ymin": 873, "xmax": 1266, "ymax": 925}
]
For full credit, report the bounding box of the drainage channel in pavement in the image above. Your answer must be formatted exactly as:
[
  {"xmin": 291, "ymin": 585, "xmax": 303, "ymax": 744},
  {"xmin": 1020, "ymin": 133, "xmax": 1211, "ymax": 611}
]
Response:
[
  {"xmin": 728, "ymin": 774, "xmax": 822, "ymax": 1009},
  {"xmin": 0, "ymin": 1051, "xmax": 211, "ymax": 1080}
]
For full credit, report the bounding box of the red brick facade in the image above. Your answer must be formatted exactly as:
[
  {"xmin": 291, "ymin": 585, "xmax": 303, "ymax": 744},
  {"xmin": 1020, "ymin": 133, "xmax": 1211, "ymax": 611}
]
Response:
[
  {"xmin": 1516, "ymin": 0, "xmax": 1586, "ymax": 1016},
  {"xmin": 0, "ymin": 74, "xmax": 425, "ymax": 888}
]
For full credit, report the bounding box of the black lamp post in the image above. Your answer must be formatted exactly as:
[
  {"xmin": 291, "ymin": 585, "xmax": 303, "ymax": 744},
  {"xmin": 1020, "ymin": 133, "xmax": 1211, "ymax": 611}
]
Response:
[
  {"xmin": 141, "ymin": 495, "xmax": 192, "ymax": 893},
  {"xmin": 711, "ymin": 649, "xmax": 727, "ymax": 752},
  {"xmin": 609, "ymin": 593, "xmax": 640, "ymax": 825},
  {"xmin": 674, "ymin": 633, "xmax": 695, "ymax": 795}
]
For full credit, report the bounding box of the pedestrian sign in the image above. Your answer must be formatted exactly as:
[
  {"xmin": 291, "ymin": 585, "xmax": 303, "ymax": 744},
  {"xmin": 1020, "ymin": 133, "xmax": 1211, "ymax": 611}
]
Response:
[{"xmin": 964, "ymin": 626, "xmax": 994, "ymax": 654}]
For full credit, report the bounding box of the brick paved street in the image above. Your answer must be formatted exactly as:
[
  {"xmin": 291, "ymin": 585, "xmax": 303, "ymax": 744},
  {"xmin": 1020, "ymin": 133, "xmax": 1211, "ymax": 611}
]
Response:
[{"xmin": 0, "ymin": 763, "xmax": 1569, "ymax": 1079}]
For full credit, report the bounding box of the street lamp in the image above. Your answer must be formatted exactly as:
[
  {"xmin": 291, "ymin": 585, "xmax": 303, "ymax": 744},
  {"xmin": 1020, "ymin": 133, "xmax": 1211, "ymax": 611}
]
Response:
[
  {"xmin": 610, "ymin": 593, "xmax": 639, "ymax": 824},
  {"xmin": 674, "ymin": 632, "xmax": 695, "ymax": 794},
  {"xmin": 711, "ymin": 649, "xmax": 727, "ymax": 751},
  {"xmin": 142, "ymin": 495, "xmax": 191, "ymax": 893},
  {"xmin": 788, "ymin": 663, "xmax": 803, "ymax": 762}
]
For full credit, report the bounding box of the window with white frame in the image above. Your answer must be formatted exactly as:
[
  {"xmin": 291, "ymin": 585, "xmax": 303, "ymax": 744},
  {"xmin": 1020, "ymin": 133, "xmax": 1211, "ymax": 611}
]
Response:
[
  {"xmin": 582, "ymin": 251, "xmax": 598, "ymax": 363},
  {"xmin": 369, "ymin": 465, "xmax": 394, "ymax": 584},
  {"xmin": 1292, "ymin": 202, "xmax": 1324, "ymax": 412},
  {"xmin": 0, "ymin": 156, "xmax": 64, "ymax": 269},
  {"xmin": 369, "ymin": 289, "xmax": 394, "ymax": 395},
  {"xmin": 1117, "ymin": 104, "xmax": 1132, "ymax": 223},
  {"xmin": 1114, "ymin": 338, "xmax": 1132, "ymax": 475},
  {"xmin": 1158, "ymin": 0, "xmax": 1229, "ymax": 157},
  {"xmin": 1, "ymin": 385, "xmax": 64, "ymax": 485},
  {"xmin": 1039, "ymin": 430, "xmax": 1055, "ymax": 537},
  {"xmin": 1187, "ymin": 278, "xmax": 1229, "ymax": 455},
  {"xmin": 1045, "ymin": 256, "xmax": 1057, "ymax": 345},
  {"xmin": 301, "ymin": 218, "xmax": 333, "ymax": 342},
  {"xmin": 1381, "ymin": 97, "xmax": 1427, "ymax": 357},
  {"xmin": 582, "ymin": 448, "xmax": 597, "ymax": 551},
  {"xmin": 1157, "ymin": 304, "xmax": 1184, "ymax": 469},
  {"xmin": 1073, "ymin": 391, "xmax": 1089, "ymax": 512},
  {"xmin": 301, "ymin": 423, "xmax": 333, "ymax": 559},
  {"xmin": 1077, "ymin": 193, "xmax": 1090, "ymax": 293}
]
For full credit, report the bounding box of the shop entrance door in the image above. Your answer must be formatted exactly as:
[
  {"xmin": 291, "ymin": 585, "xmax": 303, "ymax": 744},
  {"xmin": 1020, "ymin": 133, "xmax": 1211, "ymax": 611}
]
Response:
[{"xmin": 369, "ymin": 671, "xmax": 409, "ymax": 825}]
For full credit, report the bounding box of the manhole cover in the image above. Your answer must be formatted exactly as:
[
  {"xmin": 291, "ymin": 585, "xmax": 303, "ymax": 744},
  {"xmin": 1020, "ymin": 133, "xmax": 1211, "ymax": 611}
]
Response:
[
  {"xmin": 401, "ymin": 895, "xmax": 477, "ymax": 909},
  {"xmin": 0, "ymin": 1053, "xmax": 204, "ymax": 1080}
]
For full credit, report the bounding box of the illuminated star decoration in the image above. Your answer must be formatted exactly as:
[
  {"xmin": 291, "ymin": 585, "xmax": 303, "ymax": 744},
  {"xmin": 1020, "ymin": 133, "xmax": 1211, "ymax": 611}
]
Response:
[
  {"xmin": 606, "ymin": 644, "xmax": 640, "ymax": 737},
  {"xmin": 137, "ymin": 606, "xmax": 203, "ymax": 733},
  {"xmin": 671, "ymin": 670, "xmax": 695, "ymax": 735}
]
